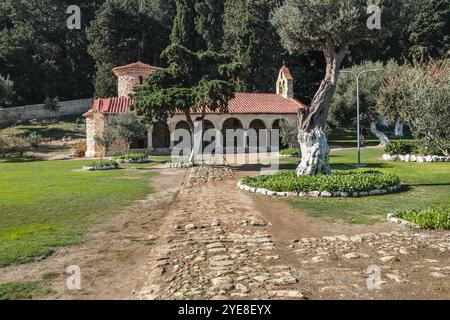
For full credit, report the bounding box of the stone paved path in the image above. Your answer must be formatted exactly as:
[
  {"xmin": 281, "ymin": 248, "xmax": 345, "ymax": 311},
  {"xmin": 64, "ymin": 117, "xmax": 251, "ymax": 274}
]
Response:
[{"xmin": 138, "ymin": 166, "xmax": 450, "ymax": 300}]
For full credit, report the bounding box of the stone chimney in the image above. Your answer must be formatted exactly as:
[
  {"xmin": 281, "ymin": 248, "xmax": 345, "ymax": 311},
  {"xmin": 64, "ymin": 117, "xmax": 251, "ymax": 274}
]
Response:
[
  {"xmin": 276, "ymin": 66, "xmax": 294, "ymax": 99},
  {"xmin": 112, "ymin": 61, "xmax": 160, "ymax": 97}
]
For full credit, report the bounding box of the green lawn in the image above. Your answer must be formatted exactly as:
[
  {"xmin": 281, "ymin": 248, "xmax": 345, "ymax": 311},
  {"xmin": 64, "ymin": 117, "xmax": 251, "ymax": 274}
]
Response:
[
  {"xmin": 283, "ymin": 148, "xmax": 450, "ymax": 224},
  {"xmin": 0, "ymin": 160, "xmax": 160, "ymax": 267}
]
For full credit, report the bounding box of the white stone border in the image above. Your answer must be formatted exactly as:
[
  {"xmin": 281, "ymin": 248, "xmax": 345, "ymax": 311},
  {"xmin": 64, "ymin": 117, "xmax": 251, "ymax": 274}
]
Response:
[
  {"xmin": 383, "ymin": 154, "xmax": 450, "ymax": 163},
  {"xmin": 166, "ymin": 162, "xmax": 194, "ymax": 168},
  {"xmin": 115, "ymin": 158, "xmax": 150, "ymax": 164},
  {"xmin": 237, "ymin": 180, "xmax": 402, "ymax": 198},
  {"xmin": 82, "ymin": 164, "xmax": 120, "ymax": 171},
  {"xmin": 387, "ymin": 214, "xmax": 420, "ymax": 229}
]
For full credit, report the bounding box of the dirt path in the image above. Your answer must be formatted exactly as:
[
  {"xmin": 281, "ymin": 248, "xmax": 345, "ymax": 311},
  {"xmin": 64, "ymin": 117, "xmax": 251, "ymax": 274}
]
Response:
[
  {"xmin": 138, "ymin": 166, "xmax": 450, "ymax": 300},
  {"xmin": 1, "ymin": 165, "xmax": 449, "ymax": 300},
  {"xmin": 0, "ymin": 165, "xmax": 186, "ymax": 299}
]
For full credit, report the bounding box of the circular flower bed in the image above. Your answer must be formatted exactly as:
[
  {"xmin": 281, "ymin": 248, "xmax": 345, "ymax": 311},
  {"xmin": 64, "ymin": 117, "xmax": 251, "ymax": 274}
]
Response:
[
  {"xmin": 383, "ymin": 154, "xmax": 450, "ymax": 163},
  {"xmin": 239, "ymin": 170, "xmax": 401, "ymax": 198},
  {"xmin": 111, "ymin": 153, "xmax": 151, "ymax": 164},
  {"xmin": 82, "ymin": 160, "xmax": 120, "ymax": 171}
]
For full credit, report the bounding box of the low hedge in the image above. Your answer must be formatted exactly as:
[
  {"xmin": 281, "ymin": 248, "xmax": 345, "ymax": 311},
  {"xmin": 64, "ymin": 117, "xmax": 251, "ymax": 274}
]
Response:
[
  {"xmin": 111, "ymin": 153, "xmax": 149, "ymax": 163},
  {"xmin": 393, "ymin": 207, "xmax": 450, "ymax": 230},
  {"xmin": 84, "ymin": 160, "xmax": 119, "ymax": 170},
  {"xmin": 280, "ymin": 148, "xmax": 302, "ymax": 157},
  {"xmin": 242, "ymin": 170, "xmax": 400, "ymax": 193},
  {"xmin": 385, "ymin": 141, "xmax": 443, "ymax": 156}
]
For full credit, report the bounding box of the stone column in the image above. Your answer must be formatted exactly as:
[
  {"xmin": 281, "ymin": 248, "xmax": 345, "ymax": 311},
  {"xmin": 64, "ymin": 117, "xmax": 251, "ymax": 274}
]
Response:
[{"xmin": 147, "ymin": 126, "xmax": 153, "ymax": 153}]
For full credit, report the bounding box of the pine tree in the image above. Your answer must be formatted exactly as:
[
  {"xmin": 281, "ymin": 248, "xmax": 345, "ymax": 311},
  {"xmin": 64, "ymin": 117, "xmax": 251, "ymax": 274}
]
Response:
[
  {"xmin": 87, "ymin": 0, "xmax": 164, "ymax": 98},
  {"xmin": 194, "ymin": 0, "xmax": 224, "ymax": 51},
  {"xmin": 171, "ymin": 0, "xmax": 205, "ymax": 51}
]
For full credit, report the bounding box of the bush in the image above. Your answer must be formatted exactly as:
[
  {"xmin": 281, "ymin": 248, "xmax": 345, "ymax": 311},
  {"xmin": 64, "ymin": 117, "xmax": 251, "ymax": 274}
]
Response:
[
  {"xmin": 111, "ymin": 153, "xmax": 149, "ymax": 162},
  {"xmin": 393, "ymin": 207, "xmax": 450, "ymax": 230},
  {"xmin": 385, "ymin": 140, "xmax": 444, "ymax": 156},
  {"xmin": 1, "ymin": 136, "xmax": 32, "ymax": 157},
  {"xmin": 280, "ymin": 148, "xmax": 302, "ymax": 157},
  {"xmin": 385, "ymin": 141, "xmax": 417, "ymax": 155},
  {"xmin": 85, "ymin": 160, "xmax": 119, "ymax": 169},
  {"xmin": 72, "ymin": 141, "xmax": 87, "ymax": 158},
  {"xmin": 242, "ymin": 170, "xmax": 400, "ymax": 193}
]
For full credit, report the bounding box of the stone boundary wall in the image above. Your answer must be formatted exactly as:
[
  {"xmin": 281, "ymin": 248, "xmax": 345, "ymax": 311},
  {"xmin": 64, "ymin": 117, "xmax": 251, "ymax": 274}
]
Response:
[{"xmin": 0, "ymin": 98, "xmax": 93, "ymax": 128}]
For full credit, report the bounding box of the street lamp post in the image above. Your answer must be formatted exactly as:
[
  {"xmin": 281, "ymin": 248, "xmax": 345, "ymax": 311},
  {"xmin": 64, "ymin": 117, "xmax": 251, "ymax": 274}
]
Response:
[{"xmin": 339, "ymin": 68, "xmax": 382, "ymax": 167}]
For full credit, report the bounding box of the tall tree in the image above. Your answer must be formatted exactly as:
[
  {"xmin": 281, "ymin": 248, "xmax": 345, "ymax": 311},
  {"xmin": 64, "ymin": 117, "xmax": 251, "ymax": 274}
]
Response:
[
  {"xmin": 408, "ymin": 0, "xmax": 450, "ymax": 59},
  {"xmin": 133, "ymin": 44, "xmax": 236, "ymax": 133},
  {"xmin": 194, "ymin": 0, "xmax": 224, "ymax": 51},
  {"xmin": 271, "ymin": 0, "xmax": 400, "ymax": 176},
  {"xmin": 222, "ymin": 0, "xmax": 284, "ymax": 92},
  {"xmin": 0, "ymin": 74, "xmax": 14, "ymax": 108},
  {"xmin": 87, "ymin": 0, "xmax": 163, "ymax": 98},
  {"xmin": 170, "ymin": 0, "xmax": 204, "ymax": 51},
  {"xmin": 0, "ymin": 0, "xmax": 100, "ymax": 106}
]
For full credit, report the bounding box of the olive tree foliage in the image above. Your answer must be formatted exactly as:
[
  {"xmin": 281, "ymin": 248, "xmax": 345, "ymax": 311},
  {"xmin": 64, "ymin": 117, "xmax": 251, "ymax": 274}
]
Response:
[
  {"xmin": 329, "ymin": 60, "xmax": 400, "ymax": 144},
  {"xmin": 271, "ymin": 0, "xmax": 392, "ymax": 176},
  {"xmin": 108, "ymin": 112, "xmax": 147, "ymax": 155},
  {"xmin": 280, "ymin": 121, "xmax": 300, "ymax": 149},
  {"xmin": 377, "ymin": 59, "xmax": 450, "ymax": 156},
  {"xmin": 94, "ymin": 121, "xmax": 117, "ymax": 162}
]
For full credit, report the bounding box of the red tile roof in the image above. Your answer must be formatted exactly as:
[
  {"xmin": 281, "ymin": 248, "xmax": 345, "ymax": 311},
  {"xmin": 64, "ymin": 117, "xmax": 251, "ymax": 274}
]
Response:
[
  {"xmin": 280, "ymin": 66, "xmax": 293, "ymax": 80},
  {"xmin": 84, "ymin": 93, "xmax": 304, "ymax": 117},
  {"xmin": 112, "ymin": 61, "xmax": 161, "ymax": 76}
]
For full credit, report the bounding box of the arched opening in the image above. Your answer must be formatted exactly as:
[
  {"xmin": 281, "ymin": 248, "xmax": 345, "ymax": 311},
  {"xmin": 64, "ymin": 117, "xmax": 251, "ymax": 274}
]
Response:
[
  {"xmin": 152, "ymin": 122, "xmax": 170, "ymax": 149},
  {"xmin": 174, "ymin": 120, "xmax": 191, "ymax": 145},
  {"xmin": 272, "ymin": 119, "xmax": 289, "ymax": 149},
  {"xmin": 222, "ymin": 117, "xmax": 243, "ymax": 152},
  {"xmin": 248, "ymin": 119, "xmax": 267, "ymax": 151},
  {"xmin": 202, "ymin": 119, "xmax": 215, "ymax": 151}
]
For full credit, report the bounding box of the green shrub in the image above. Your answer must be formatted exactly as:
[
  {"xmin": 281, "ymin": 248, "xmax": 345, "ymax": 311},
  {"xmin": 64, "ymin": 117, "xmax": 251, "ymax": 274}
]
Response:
[
  {"xmin": 385, "ymin": 140, "xmax": 444, "ymax": 156},
  {"xmin": 394, "ymin": 207, "xmax": 450, "ymax": 230},
  {"xmin": 242, "ymin": 170, "xmax": 400, "ymax": 193},
  {"xmin": 85, "ymin": 160, "xmax": 119, "ymax": 168},
  {"xmin": 111, "ymin": 153, "xmax": 149, "ymax": 162},
  {"xmin": 280, "ymin": 148, "xmax": 302, "ymax": 157},
  {"xmin": 385, "ymin": 141, "xmax": 417, "ymax": 155}
]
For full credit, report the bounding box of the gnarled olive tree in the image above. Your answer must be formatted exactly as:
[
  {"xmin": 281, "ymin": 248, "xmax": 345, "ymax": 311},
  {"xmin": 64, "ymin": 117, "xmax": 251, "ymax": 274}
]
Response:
[{"xmin": 271, "ymin": 0, "xmax": 391, "ymax": 176}]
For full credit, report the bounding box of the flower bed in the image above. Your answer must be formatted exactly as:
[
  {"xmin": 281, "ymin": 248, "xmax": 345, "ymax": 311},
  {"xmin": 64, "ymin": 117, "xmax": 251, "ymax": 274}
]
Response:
[
  {"xmin": 382, "ymin": 154, "xmax": 450, "ymax": 163},
  {"xmin": 82, "ymin": 160, "xmax": 119, "ymax": 171},
  {"xmin": 111, "ymin": 153, "xmax": 150, "ymax": 164},
  {"xmin": 239, "ymin": 170, "xmax": 401, "ymax": 198},
  {"xmin": 389, "ymin": 207, "xmax": 450, "ymax": 230},
  {"xmin": 279, "ymin": 148, "xmax": 302, "ymax": 158}
]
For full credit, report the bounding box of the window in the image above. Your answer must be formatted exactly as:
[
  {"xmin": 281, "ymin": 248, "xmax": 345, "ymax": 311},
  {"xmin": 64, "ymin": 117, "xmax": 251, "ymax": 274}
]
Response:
[{"xmin": 139, "ymin": 76, "xmax": 144, "ymax": 84}]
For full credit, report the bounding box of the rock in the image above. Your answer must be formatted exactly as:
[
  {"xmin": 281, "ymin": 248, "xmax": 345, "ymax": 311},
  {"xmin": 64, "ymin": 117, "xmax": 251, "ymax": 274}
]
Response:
[
  {"xmin": 235, "ymin": 283, "xmax": 250, "ymax": 294},
  {"xmin": 430, "ymin": 272, "xmax": 446, "ymax": 278},
  {"xmin": 321, "ymin": 191, "xmax": 332, "ymax": 197},
  {"xmin": 272, "ymin": 276, "xmax": 297, "ymax": 285},
  {"xmin": 252, "ymin": 275, "xmax": 270, "ymax": 282},
  {"xmin": 380, "ymin": 256, "xmax": 397, "ymax": 263},
  {"xmin": 308, "ymin": 191, "xmax": 320, "ymax": 197},
  {"xmin": 211, "ymin": 276, "xmax": 233, "ymax": 286},
  {"xmin": 271, "ymin": 290, "xmax": 304, "ymax": 299},
  {"xmin": 249, "ymin": 217, "xmax": 266, "ymax": 226},
  {"xmin": 343, "ymin": 252, "xmax": 360, "ymax": 259},
  {"xmin": 185, "ymin": 224, "xmax": 196, "ymax": 230}
]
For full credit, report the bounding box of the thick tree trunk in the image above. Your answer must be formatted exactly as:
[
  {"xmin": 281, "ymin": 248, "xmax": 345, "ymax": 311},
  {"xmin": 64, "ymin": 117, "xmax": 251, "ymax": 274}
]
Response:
[
  {"xmin": 370, "ymin": 121, "xmax": 390, "ymax": 146},
  {"xmin": 297, "ymin": 129, "xmax": 331, "ymax": 176},
  {"xmin": 394, "ymin": 120, "xmax": 404, "ymax": 137},
  {"xmin": 296, "ymin": 44, "xmax": 348, "ymax": 176}
]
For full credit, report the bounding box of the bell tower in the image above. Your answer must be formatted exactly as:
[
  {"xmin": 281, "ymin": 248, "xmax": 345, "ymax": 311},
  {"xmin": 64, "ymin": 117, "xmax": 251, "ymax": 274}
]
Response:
[
  {"xmin": 112, "ymin": 61, "xmax": 160, "ymax": 97},
  {"xmin": 276, "ymin": 66, "xmax": 294, "ymax": 99}
]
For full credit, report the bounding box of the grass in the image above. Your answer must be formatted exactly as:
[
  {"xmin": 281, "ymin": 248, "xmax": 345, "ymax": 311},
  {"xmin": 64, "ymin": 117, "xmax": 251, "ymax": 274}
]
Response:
[
  {"xmin": 0, "ymin": 159, "xmax": 160, "ymax": 267},
  {"xmin": 0, "ymin": 281, "xmax": 40, "ymax": 300},
  {"xmin": 0, "ymin": 117, "xmax": 86, "ymax": 140},
  {"xmin": 283, "ymin": 147, "xmax": 450, "ymax": 224}
]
